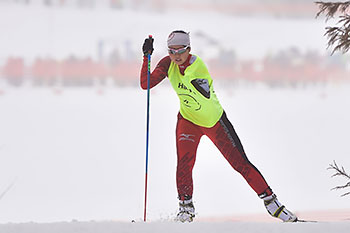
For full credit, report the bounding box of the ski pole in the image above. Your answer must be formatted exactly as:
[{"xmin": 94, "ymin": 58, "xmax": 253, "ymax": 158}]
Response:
[{"xmin": 144, "ymin": 35, "xmax": 152, "ymax": 222}]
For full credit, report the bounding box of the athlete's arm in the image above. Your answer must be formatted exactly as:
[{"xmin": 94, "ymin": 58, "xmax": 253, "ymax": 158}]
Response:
[
  {"xmin": 191, "ymin": 79, "xmax": 210, "ymax": 99},
  {"xmin": 140, "ymin": 56, "xmax": 171, "ymax": 90}
]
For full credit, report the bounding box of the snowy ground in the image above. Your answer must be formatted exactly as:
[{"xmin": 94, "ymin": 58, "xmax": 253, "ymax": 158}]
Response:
[
  {"xmin": 0, "ymin": 83, "xmax": 350, "ymax": 225},
  {"xmin": 1, "ymin": 2, "xmax": 350, "ymax": 232},
  {"xmin": 1, "ymin": 220, "xmax": 350, "ymax": 233},
  {"xmin": 0, "ymin": 2, "xmax": 329, "ymax": 63}
]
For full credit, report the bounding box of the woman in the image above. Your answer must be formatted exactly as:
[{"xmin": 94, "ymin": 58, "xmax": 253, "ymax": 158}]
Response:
[{"xmin": 140, "ymin": 30, "xmax": 297, "ymax": 223}]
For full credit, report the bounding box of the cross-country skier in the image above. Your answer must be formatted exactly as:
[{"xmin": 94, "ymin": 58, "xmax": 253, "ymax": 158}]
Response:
[{"xmin": 140, "ymin": 30, "xmax": 298, "ymax": 223}]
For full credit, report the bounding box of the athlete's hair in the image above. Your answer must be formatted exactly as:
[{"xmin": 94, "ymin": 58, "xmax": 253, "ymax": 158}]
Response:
[{"xmin": 171, "ymin": 30, "xmax": 188, "ymax": 34}]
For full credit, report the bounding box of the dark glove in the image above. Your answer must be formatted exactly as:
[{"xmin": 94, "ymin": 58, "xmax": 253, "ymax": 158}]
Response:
[{"xmin": 142, "ymin": 36, "xmax": 154, "ymax": 56}]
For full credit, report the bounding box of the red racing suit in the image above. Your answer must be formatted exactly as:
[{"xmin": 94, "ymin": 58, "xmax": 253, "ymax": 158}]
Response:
[{"xmin": 140, "ymin": 54, "xmax": 273, "ymax": 200}]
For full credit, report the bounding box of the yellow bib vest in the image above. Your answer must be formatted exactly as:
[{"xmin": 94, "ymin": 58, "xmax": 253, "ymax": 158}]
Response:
[{"xmin": 168, "ymin": 55, "xmax": 223, "ymax": 128}]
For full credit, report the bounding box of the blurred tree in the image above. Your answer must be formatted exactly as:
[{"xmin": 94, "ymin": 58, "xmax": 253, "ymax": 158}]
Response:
[
  {"xmin": 317, "ymin": 2, "xmax": 350, "ymax": 198},
  {"xmin": 315, "ymin": 1, "xmax": 350, "ymax": 54},
  {"xmin": 328, "ymin": 161, "xmax": 350, "ymax": 197}
]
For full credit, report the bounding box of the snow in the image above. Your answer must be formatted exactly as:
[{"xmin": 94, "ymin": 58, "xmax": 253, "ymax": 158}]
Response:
[
  {"xmin": 0, "ymin": 1, "xmax": 329, "ymax": 63},
  {"xmin": 0, "ymin": 221, "xmax": 350, "ymax": 233},
  {"xmin": 0, "ymin": 84, "xmax": 350, "ymax": 225},
  {"xmin": 0, "ymin": 1, "xmax": 350, "ymax": 232}
]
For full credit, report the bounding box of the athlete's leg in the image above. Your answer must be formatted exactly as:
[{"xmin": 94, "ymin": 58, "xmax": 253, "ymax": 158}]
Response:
[
  {"xmin": 205, "ymin": 112, "xmax": 272, "ymax": 197},
  {"xmin": 176, "ymin": 113, "xmax": 203, "ymax": 200},
  {"xmin": 204, "ymin": 112, "xmax": 297, "ymax": 221}
]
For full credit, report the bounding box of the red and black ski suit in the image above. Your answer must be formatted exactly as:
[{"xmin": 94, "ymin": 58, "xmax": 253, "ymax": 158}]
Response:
[{"xmin": 140, "ymin": 54, "xmax": 273, "ymax": 201}]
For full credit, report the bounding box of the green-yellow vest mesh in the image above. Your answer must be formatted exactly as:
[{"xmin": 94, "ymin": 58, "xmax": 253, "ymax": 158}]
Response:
[{"xmin": 168, "ymin": 55, "xmax": 223, "ymax": 128}]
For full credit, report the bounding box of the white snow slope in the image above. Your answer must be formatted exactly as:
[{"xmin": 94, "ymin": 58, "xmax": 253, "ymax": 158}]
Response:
[
  {"xmin": 0, "ymin": 84, "xmax": 350, "ymax": 224},
  {"xmin": 0, "ymin": 2, "xmax": 350, "ymax": 232},
  {"xmin": 0, "ymin": 221, "xmax": 350, "ymax": 233}
]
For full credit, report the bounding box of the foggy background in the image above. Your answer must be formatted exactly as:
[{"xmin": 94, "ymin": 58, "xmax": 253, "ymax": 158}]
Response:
[{"xmin": 0, "ymin": 0, "xmax": 350, "ymax": 223}]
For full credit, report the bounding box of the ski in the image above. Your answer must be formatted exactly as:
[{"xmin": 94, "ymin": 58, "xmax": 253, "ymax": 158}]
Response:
[{"xmin": 296, "ymin": 219, "xmax": 318, "ymax": 223}]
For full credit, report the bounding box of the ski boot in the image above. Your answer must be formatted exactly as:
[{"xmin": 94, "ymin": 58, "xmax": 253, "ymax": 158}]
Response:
[
  {"xmin": 175, "ymin": 199, "xmax": 195, "ymax": 223},
  {"xmin": 263, "ymin": 194, "xmax": 298, "ymax": 222}
]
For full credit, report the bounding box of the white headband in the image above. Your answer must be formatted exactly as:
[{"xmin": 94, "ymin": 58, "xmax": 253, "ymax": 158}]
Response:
[{"xmin": 167, "ymin": 32, "xmax": 190, "ymax": 47}]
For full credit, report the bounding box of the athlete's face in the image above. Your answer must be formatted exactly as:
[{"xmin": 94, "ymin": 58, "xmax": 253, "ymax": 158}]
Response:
[{"xmin": 168, "ymin": 45, "xmax": 191, "ymax": 66}]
